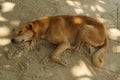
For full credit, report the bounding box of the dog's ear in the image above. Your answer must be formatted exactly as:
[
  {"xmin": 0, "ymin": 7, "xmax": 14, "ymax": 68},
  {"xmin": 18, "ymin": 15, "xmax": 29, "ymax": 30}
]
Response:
[
  {"xmin": 27, "ymin": 24, "xmax": 33, "ymax": 30},
  {"xmin": 34, "ymin": 20, "xmax": 44, "ymax": 27}
]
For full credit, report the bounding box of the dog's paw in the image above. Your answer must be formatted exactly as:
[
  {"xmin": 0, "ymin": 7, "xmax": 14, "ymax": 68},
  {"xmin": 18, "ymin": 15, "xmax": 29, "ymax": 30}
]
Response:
[
  {"xmin": 50, "ymin": 55, "xmax": 66, "ymax": 66},
  {"xmin": 92, "ymin": 55, "xmax": 104, "ymax": 67},
  {"xmin": 25, "ymin": 40, "xmax": 40, "ymax": 51},
  {"xmin": 29, "ymin": 44, "xmax": 38, "ymax": 51},
  {"xmin": 68, "ymin": 46, "xmax": 80, "ymax": 53}
]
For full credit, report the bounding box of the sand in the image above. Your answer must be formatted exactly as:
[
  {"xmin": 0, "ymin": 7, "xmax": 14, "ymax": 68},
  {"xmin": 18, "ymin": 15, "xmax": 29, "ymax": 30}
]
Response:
[{"xmin": 0, "ymin": 0, "xmax": 120, "ymax": 80}]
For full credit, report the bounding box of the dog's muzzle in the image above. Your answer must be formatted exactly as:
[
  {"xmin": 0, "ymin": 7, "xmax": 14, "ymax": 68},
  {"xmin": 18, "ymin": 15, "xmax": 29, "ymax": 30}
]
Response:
[{"xmin": 11, "ymin": 38, "xmax": 16, "ymax": 43}]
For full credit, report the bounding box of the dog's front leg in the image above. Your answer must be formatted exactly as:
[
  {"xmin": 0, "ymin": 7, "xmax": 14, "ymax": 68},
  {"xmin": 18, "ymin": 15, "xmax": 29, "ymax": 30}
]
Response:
[
  {"xmin": 50, "ymin": 41, "xmax": 70, "ymax": 66},
  {"xmin": 25, "ymin": 39, "xmax": 37, "ymax": 51}
]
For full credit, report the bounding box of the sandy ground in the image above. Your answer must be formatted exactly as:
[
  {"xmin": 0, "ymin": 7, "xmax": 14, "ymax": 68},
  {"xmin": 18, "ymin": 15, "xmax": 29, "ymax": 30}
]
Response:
[{"xmin": 0, "ymin": 0, "xmax": 120, "ymax": 80}]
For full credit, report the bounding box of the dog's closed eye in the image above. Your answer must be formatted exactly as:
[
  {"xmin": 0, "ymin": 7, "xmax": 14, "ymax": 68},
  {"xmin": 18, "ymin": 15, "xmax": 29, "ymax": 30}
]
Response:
[
  {"xmin": 19, "ymin": 31, "xmax": 22, "ymax": 33},
  {"xmin": 27, "ymin": 24, "xmax": 33, "ymax": 30}
]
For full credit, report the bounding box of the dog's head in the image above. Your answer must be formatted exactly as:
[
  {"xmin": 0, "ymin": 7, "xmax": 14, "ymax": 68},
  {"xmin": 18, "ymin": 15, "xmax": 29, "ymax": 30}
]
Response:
[{"xmin": 11, "ymin": 22, "xmax": 35, "ymax": 43}]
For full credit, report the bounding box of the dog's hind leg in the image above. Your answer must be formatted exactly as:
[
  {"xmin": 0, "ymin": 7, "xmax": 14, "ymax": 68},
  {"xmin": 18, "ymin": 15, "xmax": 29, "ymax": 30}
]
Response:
[
  {"xmin": 50, "ymin": 41, "xmax": 70, "ymax": 66},
  {"xmin": 74, "ymin": 40, "xmax": 84, "ymax": 52},
  {"xmin": 82, "ymin": 25, "xmax": 108, "ymax": 67},
  {"xmin": 74, "ymin": 30, "xmax": 86, "ymax": 52},
  {"xmin": 92, "ymin": 37, "xmax": 108, "ymax": 67}
]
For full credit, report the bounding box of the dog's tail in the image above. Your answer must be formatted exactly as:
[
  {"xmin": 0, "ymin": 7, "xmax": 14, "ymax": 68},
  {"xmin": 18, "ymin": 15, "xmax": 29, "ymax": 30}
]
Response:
[{"xmin": 92, "ymin": 36, "xmax": 108, "ymax": 67}]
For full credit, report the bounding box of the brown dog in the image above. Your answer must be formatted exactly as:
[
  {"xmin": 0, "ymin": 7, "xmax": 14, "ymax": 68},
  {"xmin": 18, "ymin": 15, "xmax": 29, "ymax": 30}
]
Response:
[{"xmin": 11, "ymin": 15, "xmax": 108, "ymax": 67}]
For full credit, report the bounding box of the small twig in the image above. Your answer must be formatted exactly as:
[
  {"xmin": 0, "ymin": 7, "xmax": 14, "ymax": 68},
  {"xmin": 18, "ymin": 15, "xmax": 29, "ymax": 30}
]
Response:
[
  {"xmin": 116, "ymin": 3, "xmax": 119, "ymax": 29},
  {"xmin": 0, "ymin": 67, "xmax": 16, "ymax": 72},
  {"xmin": 102, "ymin": 67, "xmax": 115, "ymax": 73},
  {"xmin": 103, "ymin": 8, "xmax": 120, "ymax": 24},
  {"xmin": 104, "ymin": 8, "xmax": 116, "ymax": 19},
  {"xmin": 108, "ymin": 38, "xmax": 120, "ymax": 43},
  {"xmin": 39, "ymin": 54, "xmax": 49, "ymax": 64},
  {"xmin": 106, "ymin": 11, "xmax": 116, "ymax": 20}
]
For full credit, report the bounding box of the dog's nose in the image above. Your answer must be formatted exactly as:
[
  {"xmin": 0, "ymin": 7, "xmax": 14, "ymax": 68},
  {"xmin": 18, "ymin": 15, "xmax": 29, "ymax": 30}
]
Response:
[{"xmin": 11, "ymin": 38, "xmax": 15, "ymax": 43}]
